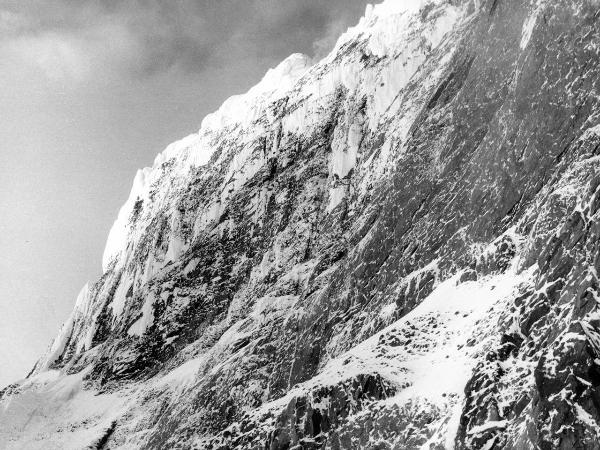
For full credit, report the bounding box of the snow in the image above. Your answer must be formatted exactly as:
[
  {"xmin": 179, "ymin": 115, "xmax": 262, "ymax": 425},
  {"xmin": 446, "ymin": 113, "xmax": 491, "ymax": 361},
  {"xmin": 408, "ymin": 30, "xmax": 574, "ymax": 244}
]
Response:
[
  {"xmin": 127, "ymin": 292, "xmax": 157, "ymax": 337},
  {"xmin": 326, "ymin": 185, "xmax": 346, "ymax": 212},
  {"xmin": 153, "ymin": 133, "xmax": 205, "ymax": 167},
  {"xmin": 333, "ymin": 0, "xmax": 447, "ymax": 58},
  {"xmin": 102, "ymin": 168, "xmax": 150, "ymax": 271},
  {"xmin": 574, "ymin": 404, "xmax": 600, "ymax": 434},
  {"xmin": 330, "ymin": 119, "xmax": 363, "ymax": 180},
  {"xmin": 9, "ymin": 0, "xmax": 485, "ymax": 446},
  {"xmin": 520, "ymin": 1, "xmax": 545, "ymax": 50},
  {"xmin": 99, "ymin": 0, "xmax": 466, "ymax": 278},
  {"xmin": 245, "ymin": 261, "xmax": 535, "ymax": 445},
  {"xmin": 587, "ymin": 124, "xmax": 600, "ymax": 136},
  {"xmin": 468, "ymin": 420, "xmax": 508, "ymax": 435},
  {"xmin": 444, "ymin": 402, "xmax": 466, "ymax": 449},
  {"xmin": 100, "ymin": 54, "xmax": 310, "ymax": 274},
  {"xmin": 200, "ymin": 53, "xmax": 311, "ymax": 132},
  {"xmin": 379, "ymin": 302, "xmax": 397, "ymax": 320},
  {"xmin": 520, "ymin": 13, "xmax": 537, "ymax": 50},
  {"xmin": 157, "ymin": 357, "xmax": 205, "ymax": 388},
  {"xmin": 327, "ymin": 107, "xmax": 366, "ymax": 210},
  {"xmin": 0, "ymin": 369, "xmax": 126, "ymax": 450},
  {"xmin": 377, "ymin": 269, "xmax": 528, "ymax": 405},
  {"xmin": 35, "ymin": 283, "xmax": 91, "ymax": 371},
  {"xmin": 110, "ymin": 269, "xmax": 134, "ymax": 319},
  {"xmin": 102, "ymin": 133, "xmax": 211, "ymax": 272},
  {"xmin": 252, "ymin": 295, "xmax": 298, "ymax": 321},
  {"xmin": 165, "ymin": 211, "xmax": 185, "ymax": 263}
]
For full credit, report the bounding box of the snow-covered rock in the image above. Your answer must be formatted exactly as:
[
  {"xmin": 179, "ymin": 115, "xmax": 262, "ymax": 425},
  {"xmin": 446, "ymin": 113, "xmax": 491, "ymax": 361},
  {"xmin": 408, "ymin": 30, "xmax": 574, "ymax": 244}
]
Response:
[{"xmin": 3, "ymin": 0, "xmax": 600, "ymax": 448}]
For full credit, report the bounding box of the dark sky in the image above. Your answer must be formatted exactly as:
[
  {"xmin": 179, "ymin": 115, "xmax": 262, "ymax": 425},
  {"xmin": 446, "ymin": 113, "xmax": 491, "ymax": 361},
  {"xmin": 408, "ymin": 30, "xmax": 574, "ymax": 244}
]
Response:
[{"xmin": 0, "ymin": 0, "xmax": 372, "ymax": 386}]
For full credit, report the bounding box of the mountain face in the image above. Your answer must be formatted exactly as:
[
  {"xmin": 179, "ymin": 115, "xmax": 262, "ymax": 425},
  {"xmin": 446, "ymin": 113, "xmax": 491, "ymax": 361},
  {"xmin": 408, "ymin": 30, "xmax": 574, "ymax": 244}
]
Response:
[{"xmin": 2, "ymin": 0, "xmax": 600, "ymax": 448}]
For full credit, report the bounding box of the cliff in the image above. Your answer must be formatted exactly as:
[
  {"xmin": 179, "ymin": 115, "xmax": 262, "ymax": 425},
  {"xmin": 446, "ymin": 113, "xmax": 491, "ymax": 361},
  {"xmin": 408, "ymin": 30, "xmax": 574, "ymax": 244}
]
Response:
[{"xmin": 2, "ymin": 0, "xmax": 600, "ymax": 448}]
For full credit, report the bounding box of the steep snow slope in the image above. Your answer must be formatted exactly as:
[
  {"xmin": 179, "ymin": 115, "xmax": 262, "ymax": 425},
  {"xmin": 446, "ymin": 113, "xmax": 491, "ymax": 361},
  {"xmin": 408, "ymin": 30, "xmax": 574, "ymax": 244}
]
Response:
[{"xmin": 3, "ymin": 0, "xmax": 600, "ymax": 448}]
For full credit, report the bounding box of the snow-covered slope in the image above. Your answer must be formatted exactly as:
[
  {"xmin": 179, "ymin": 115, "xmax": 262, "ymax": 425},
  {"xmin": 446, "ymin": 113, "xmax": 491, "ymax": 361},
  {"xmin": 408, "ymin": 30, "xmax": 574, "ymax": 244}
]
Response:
[{"xmin": 3, "ymin": 0, "xmax": 600, "ymax": 448}]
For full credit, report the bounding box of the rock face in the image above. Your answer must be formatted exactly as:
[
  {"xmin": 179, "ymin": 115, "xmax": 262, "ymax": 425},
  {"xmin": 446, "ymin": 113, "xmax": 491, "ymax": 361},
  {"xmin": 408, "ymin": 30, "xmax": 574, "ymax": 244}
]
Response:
[{"xmin": 2, "ymin": 0, "xmax": 600, "ymax": 448}]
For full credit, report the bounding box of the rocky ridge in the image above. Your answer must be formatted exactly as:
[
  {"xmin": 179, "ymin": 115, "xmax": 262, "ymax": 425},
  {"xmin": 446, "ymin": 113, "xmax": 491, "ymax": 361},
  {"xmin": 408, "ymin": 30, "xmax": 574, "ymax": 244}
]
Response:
[{"xmin": 2, "ymin": 0, "xmax": 600, "ymax": 448}]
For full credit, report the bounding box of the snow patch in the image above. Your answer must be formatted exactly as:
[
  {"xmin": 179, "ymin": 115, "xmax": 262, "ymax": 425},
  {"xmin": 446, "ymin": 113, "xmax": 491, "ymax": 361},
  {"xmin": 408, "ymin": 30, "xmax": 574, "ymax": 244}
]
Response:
[
  {"xmin": 127, "ymin": 292, "xmax": 157, "ymax": 337},
  {"xmin": 520, "ymin": 1, "xmax": 545, "ymax": 50},
  {"xmin": 468, "ymin": 420, "xmax": 508, "ymax": 435},
  {"xmin": 157, "ymin": 357, "xmax": 205, "ymax": 388},
  {"xmin": 201, "ymin": 53, "xmax": 311, "ymax": 131},
  {"xmin": 246, "ymin": 262, "xmax": 535, "ymax": 446},
  {"xmin": 0, "ymin": 369, "xmax": 126, "ymax": 450}
]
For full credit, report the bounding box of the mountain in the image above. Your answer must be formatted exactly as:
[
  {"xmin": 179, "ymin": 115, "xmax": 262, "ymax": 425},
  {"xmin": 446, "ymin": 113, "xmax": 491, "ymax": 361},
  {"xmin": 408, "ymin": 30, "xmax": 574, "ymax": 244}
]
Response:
[{"xmin": 2, "ymin": 0, "xmax": 600, "ymax": 448}]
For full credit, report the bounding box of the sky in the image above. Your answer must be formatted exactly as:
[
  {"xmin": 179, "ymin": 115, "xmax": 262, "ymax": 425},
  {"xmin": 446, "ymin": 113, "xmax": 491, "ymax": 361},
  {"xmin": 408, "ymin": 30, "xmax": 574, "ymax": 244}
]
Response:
[{"xmin": 0, "ymin": 0, "xmax": 372, "ymax": 388}]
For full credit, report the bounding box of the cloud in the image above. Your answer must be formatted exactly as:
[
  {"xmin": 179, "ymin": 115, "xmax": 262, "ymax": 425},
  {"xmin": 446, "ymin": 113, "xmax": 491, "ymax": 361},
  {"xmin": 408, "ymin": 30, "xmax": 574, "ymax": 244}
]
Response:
[
  {"xmin": 312, "ymin": 17, "xmax": 354, "ymax": 60},
  {"xmin": 0, "ymin": 0, "xmax": 369, "ymax": 83},
  {"xmin": 2, "ymin": 22, "xmax": 142, "ymax": 82}
]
